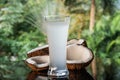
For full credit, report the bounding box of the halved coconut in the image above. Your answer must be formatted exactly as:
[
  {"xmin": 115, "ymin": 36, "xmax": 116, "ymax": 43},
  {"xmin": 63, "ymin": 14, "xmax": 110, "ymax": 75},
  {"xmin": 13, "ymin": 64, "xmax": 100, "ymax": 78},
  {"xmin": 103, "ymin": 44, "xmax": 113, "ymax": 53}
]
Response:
[
  {"xmin": 67, "ymin": 39, "xmax": 87, "ymax": 47},
  {"xmin": 67, "ymin": 45, "xmax": 93, "ymax": 70},
  {"xmin": 25, "ymin": 39, "xmax": 94, "ymax": 71},
  {"xmin": 67, "ymin": 39, "xmax": 78, "ymax": 45},
  {"xmin": 25, "ymin": 55, "xmax": 49, "ymax": 71},
  {"xmin": 77, "ymin": 39, "xmax": 87, "ymax": 47},
  {"xmin": 27, "ymin": 39, "xmax": 86, "ymax": 58},
  {"xmin": 27, "ymin": 45, "xmax": 49, "ymax": 58}
]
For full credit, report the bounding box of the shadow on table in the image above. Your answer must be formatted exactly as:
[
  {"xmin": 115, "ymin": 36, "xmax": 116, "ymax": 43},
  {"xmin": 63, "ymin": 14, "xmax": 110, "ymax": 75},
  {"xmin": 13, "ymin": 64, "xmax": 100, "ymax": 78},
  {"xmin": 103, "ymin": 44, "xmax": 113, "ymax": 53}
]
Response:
[{"xmin": 26, "ymin": 68, "xmax": 94, "ymax": 80}]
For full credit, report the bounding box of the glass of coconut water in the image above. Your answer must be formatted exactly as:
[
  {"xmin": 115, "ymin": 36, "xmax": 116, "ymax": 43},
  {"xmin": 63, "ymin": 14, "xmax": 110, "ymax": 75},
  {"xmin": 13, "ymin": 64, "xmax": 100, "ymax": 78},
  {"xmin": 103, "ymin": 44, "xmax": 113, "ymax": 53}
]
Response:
[{"xmin": 44, "ymin": 15, "xmax": 70, "ymax": 77}]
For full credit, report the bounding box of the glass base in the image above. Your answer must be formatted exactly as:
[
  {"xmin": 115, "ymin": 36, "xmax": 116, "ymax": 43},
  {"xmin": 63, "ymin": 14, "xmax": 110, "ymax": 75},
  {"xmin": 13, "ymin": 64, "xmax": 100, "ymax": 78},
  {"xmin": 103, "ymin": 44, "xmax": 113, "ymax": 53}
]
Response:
[
  {"xmin": 48, "ymin": 68, "xmax": 69, "ymax": 77},
  {"xmin": 48, "ymin": 76, "xmax": 69, "ymax": 80}
]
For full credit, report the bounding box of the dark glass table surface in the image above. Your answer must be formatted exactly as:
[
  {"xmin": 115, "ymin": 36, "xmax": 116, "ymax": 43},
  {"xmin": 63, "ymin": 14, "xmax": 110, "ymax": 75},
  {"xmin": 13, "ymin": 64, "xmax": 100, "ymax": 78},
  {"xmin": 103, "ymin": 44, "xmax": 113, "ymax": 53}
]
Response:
[{"xmin": 26, "ymin": 69, "xmax": 94, "ymax": 80}]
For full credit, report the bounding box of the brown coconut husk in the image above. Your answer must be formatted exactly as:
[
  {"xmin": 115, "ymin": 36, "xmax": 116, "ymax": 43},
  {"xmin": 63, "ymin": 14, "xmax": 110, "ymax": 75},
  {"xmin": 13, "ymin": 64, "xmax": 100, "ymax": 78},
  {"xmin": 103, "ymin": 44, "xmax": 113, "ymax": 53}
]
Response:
[
  {"xmin": 25, "ymin": 56, "xmax": 49, "ymax": 71},
  {"xmin": 67, "ymin": 45, "xmax": 94, "ymax": 70},
  {"xmin": 27, "ymin": 45, "xmax": 49, "ymax": 58},
  {"xmin": 25, "ymin": 39, "xmax": 94, "ymax": 71}
]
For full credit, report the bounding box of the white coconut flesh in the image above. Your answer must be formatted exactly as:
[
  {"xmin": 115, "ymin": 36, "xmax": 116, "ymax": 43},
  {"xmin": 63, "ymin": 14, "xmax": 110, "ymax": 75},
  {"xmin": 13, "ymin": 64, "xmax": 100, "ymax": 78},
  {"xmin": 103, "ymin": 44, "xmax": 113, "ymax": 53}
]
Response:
[
  {"xmin": 67, "ymin": 45, "xmax": 92, "ymax": 64},
  {"xmin": 77, "ymin": 39, "xmax": 85, "ymax": 45},
  {"xmin": 67, "ymin": 39, "xmax": 78, "ymax": 45},
  {"xmin": 26, "ymin": 56, "xmax": 49, "ymax": 68}
]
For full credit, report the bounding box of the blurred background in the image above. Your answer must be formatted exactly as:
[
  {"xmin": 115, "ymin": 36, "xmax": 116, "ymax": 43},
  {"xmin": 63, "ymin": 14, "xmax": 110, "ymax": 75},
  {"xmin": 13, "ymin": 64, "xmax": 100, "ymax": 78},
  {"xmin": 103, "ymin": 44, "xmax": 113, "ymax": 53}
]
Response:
[{"xmin": 0, "ymin": 0, "xmax": 120, "ymax": 80}]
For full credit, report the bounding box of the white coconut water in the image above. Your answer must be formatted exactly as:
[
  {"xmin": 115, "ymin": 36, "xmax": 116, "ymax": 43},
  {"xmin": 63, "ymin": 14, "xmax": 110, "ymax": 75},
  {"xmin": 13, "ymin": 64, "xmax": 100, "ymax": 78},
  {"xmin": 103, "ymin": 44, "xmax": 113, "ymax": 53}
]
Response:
[{"xmin": 45, "ymin": 16, "xmax": 70, "ymax": 77}]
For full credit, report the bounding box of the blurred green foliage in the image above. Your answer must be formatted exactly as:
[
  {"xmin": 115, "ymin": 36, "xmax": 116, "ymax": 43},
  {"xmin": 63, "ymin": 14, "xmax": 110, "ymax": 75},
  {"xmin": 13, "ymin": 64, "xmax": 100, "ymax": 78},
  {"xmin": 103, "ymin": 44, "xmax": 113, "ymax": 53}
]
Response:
[
  {"xmin": 0, "ymin": 0, "xmax": 46, "ymax": 57},
  {"xmin": 65, "ymin": 0, "xmax": 120, "ymax": 80},
  {"xmin": 0, "ymin": 0, "xmax": 46, "ymax": 80},
  {"xmin": 0, "ymin": 0, "xmax": 120, "ymax": 80},
  {"xmin": 82, "ymin": 12, "xmax": 120, "ymax": 80}
]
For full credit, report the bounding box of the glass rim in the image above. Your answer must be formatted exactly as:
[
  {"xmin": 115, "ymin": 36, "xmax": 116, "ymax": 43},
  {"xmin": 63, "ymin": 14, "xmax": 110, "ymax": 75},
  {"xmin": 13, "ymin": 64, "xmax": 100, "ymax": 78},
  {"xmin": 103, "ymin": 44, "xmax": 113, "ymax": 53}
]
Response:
[
  {"xmin": 44, "ymin": 15, "xmax": 70, "ymax": 22},
  {"xmin": 44, "ymin": 15, "xmax": 69, "ymax": 17}
]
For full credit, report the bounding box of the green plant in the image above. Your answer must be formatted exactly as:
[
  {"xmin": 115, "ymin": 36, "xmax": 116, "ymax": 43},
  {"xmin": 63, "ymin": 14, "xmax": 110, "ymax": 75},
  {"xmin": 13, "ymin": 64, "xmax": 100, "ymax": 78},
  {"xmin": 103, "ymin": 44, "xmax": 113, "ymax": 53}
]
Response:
[
  {"xmin": 82, "ymin": 12, "xmax": 120, "ymax": 80},
  {"xmin": 0, "ymin": 0, "xmax": 46, "ymax": 79},
  {"xmin": 0, "ymin": 0, "xmax": 46, "ymax": 58}
]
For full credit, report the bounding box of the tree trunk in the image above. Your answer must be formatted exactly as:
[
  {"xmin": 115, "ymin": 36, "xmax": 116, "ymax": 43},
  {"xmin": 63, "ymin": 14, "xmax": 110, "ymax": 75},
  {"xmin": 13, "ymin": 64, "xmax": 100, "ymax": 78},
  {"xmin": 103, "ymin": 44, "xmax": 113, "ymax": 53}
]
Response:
[
  {"xmin": 91, "ymin": 57, "xmax": 97, "ymax": 80},
  {"xmin": 89, "ymin": 0, "xmax": 97, "ymax": 80},
  {"xmin": 89, "ymin": 0, "xmax": 95, "ymax": 32}
]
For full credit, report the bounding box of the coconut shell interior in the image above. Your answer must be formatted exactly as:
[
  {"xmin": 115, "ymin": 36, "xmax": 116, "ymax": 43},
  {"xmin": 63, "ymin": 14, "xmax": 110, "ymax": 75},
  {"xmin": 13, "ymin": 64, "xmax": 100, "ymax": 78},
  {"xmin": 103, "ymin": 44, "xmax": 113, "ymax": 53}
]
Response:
[
  {"xmin": 25, "ymin": 55, "xmax": 49, "ymax": 71},
  {"xmin": 25, "ymin": 39, "xmax": 94, "ymax": 71},
  {"xmin": 66, "ymin": 45, "xmax": 94, "ymax": 70},
  {"xmin": 67, "ymin": 45, "xmax": 93, "ymax": 63}
]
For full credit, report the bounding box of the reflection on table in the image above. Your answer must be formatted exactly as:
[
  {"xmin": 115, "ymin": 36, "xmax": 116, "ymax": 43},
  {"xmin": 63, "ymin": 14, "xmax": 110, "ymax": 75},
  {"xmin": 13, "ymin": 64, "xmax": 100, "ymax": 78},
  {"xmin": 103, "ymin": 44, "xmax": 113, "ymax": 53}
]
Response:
[{"xmin": 27, "ymin": 68, "xmax": 94, "ymax": 80}]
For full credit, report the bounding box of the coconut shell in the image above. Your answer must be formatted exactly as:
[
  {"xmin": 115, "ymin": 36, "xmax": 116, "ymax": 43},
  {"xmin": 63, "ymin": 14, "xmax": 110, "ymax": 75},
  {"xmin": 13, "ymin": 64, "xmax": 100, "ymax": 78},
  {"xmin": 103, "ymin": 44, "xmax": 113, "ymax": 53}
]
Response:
[
  {"xmin": 27, "ymin": 45, "xmax": 49, "ymax": 58},
  {"xmin": 67, "ymin": 39, "xmax": 87, "ymax": 47},
  {"xmin": 27, "ymin": 39, "xmax": 87, "ymax": 58},
  {"xmin": 25, "ymin": 56, "xmax": 49, "ymax": 71},
  {"xmin": 67, "ymin": 45, "xmax": 94, "ymax": 70},
  {"xmin": 25, "ymin": 39, "xmax": 94, "ymax": 71},
  {"xmin": 25, "ymin": 61, "xmax": 48, "ymax": 71}
]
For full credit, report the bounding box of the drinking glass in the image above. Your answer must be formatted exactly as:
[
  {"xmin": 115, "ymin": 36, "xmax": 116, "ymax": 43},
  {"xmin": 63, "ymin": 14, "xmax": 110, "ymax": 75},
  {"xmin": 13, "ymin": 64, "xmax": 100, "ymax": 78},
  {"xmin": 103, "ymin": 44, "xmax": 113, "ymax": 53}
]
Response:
[{"xmin": 44, "ymin": 15, "xmax": 70, "ymax": 77}]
